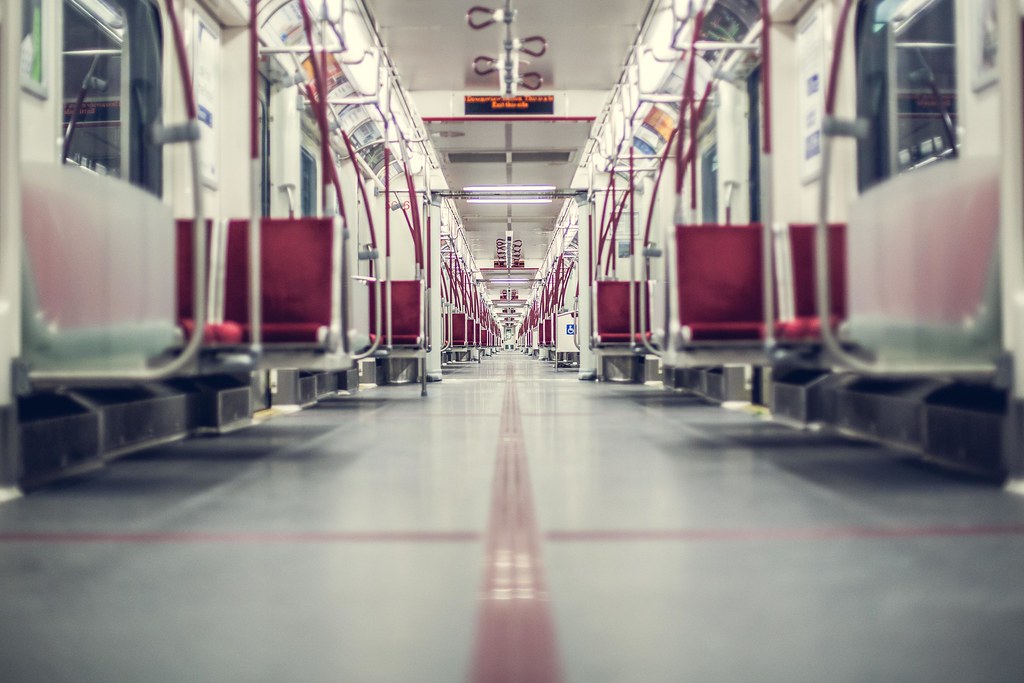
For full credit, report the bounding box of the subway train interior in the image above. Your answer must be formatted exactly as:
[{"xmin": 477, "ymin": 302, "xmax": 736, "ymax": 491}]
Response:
[{"xmin": 2, "ymin": 0, "xmax": 1024, "ymax": 679}]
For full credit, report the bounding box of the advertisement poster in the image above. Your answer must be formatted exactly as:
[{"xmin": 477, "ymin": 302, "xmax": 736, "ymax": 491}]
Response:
[
  {"xmin": 797, "ymin": 4, "xmax": 825, "ymax": 185},
  {"xmin": 193, "ymin": 14, "xmax": 219, "ymax": 188},
  {"xmin": 302, "ymin": 52, "xmax": 345, "ymax": 101},
  {"xmin": 20, "ymin": 0, "xmax": 46, "ymax": 96}
]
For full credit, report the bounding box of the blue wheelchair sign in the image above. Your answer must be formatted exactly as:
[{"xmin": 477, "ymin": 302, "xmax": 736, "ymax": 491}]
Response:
[{"xmin": 565, "ymin": 323, "xmax": 576, "ymax": 336}]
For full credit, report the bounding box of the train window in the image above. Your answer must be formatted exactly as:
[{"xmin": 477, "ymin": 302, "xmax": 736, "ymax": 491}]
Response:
[
  {"xmin": 701, "ymin": 145, "xmax": 718, "ymax": 223},
  {"xmin": 350, "ymin": 119, "xmax": 385, "ymax": 175},
  {"xmin": 258, "ymin": 82, "xmax": 271, "ymax": 216},
  {"xmin": 300, "ymin": 148, "xmax": 317, "ymax": 216},
  {"xmin": 856, "ymin": 0, "xmax": 958, "ymax": 191},
  {"xmin": 62, "ymin": 0, "xmax": 163, "ymax": 195},
  {"xmin": 746, "ymin": 67, "xmax": 761, "ymax": 223}
]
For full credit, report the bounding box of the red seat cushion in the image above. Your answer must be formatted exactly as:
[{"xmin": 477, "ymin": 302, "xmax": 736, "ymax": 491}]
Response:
[
  {"xmin": 595, "ymin": 280, "xmax": 651, "ymax": 344},
  {"xmin": 596, "ymin": 331, "xmax": 653, "ymax": 344},
  {"xmin": 219, "ymin": 218, "xmax": 334, "ymax": 344},
  {"xmin": 776, "ymin": 224, "xmax": 846, "ymax": 341},
  {"xmin": 180, "ymin": 319, "xmax": 245, "ymax": 344},
  {"xmin": 450, "ymin": 313, "xmax": 469, "ymax": 346},
  {"xmin": 683, "ymin": 322, "xmax": 765, "ymax": 342},
  {"xmin": 368, "ymin": 280, "xmax": 423, "ymax": 347},
  {"xmin": 774, "ymin": 315, "xmax": 843, "ymax": 341},
  {"xmin": 256, "ymin": 323, "xmax": 324, "ymax": 343},
  {"xmin": 369, "ymin": 333, "xmax": 422, "ymax": 346},
  {"xmin": 675, "ymin": 224, "xmax": 765, "ymax": 343}
]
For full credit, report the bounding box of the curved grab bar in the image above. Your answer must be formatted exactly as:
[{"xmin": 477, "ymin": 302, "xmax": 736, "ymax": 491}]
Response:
[
  {"xmin": 395, "ymin": 151, "xmax": 425, "ymax": 271},
  {"xmin": 339, "ymin": 130, "xmax": 379, "ymax": 261},
  {"xmin": 352, "ymin": 270, "xmax": 383, "ymax": 361},
  {"xmin": 443, "ymin": 311, "xmax": 453, "ymax": 352},
  {"xmin": 341, "ymin": 47, "xmax": 375, "ymax": 67},
  {"xmin": 297, "ymin": 0, "xmax": 347, "ymax": 222}
]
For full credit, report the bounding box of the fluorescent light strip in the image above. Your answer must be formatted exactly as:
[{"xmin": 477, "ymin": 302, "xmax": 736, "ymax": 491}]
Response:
[
  {"xmin": 466, "ymin": 198, "xmax": 552, "ymax": 205},
  {"xmin": 464, "ymin": 185, "xmax": 556, "ymax": 192},
  {"xmin": 488, "ymin": 278, "xmax": 531, "ymax": 283}
]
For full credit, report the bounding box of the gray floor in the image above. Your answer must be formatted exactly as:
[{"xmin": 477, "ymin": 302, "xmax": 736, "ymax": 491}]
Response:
[{"xmin": 2, "ymin": 353, "xmax": 1024, "ymax": 682}]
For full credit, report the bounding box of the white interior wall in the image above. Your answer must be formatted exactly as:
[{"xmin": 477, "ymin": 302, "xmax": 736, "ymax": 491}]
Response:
[
  {"xmin": 658, "ymin": 154, "xmax": 681, "ymax": 368},
  {"xmin": 168, "ymin": 3, "xmax": 223, "ymax": 218},
  {"xmin": 427, "ymin": 201, "xmax": 442, "ymax": 377},
  {"xmin": 218, "ymin": 25, "xmax": 251, "ymax": 218},
  {"xmin": 955, "ymin": 0, "xmax": 1001, "ymax": 159},
  {"xmin": 716, "ymin": 81, "xmax": 752, "ymax": 224},
  {"xmin": 382, "ymin": 168, "xmax": 420, "ymax": 281},
  {"xmin": 766, "ymin": 0, "xmax": 857, "ymax": 226},
  {"xmin": 269, "ymin": 89, "xmax": 302, "ymax": 217}
]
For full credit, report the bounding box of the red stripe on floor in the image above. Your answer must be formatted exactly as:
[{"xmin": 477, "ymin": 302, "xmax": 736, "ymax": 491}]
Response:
[
  {"xmin": 545, "ymin": 524, "xmax": 1024, "ymax": 543},
  {"xmin": 0, "ymin": 531, "xmax": 481, "ymax": 544},
  {"xmin": 518, "ymin": 412, "xmax": 594, "ymax": 417},
  {"xmin": 470, "ymin": 365, "xmax": 562, "ymax": 683}
]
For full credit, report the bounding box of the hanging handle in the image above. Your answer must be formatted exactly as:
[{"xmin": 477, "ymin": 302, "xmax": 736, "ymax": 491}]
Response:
[
  {"xmin": 467, "ymin": 6, "xmax": 498, "ymax": 29},
  {"xmin": 473, "ymin": 55, "xmax": 498, "ymax": 76},
  {"xmin": 519, "ymin": 71, "xmax": 543, "ymax": 91},
  {"xmin": 518, "ymin": 35, "xmax": 547, "ymax": 58}
]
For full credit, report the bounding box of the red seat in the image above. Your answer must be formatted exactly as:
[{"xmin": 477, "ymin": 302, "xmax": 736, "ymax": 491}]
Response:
[
  {"xmin": 176, "ymin": 219, "xmax": 245, "ymax": 344},
  {"xmin": 368, "ymin": 280, "xmax": 424, "ymax": 346},
  {"xmin": 450, "ymin": 313, "xmax": 469, "ymax": 346},
  {"xmin": 595, "ymin": 280, "xmax": 652, "ymax": 345},
  {"xmin": 775, "ymin": 223, "xmax": 847, "ymax": 342},
  {"xmin": 675, "ymin": 224, "xmax": 764, "ymax": 344},
  {"xmin": 222, "ymin": 218, "xmax": 334, "ymax": 344}
]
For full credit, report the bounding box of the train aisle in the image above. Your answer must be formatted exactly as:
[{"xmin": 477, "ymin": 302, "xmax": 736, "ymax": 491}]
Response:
[{"xmin": 2, "ymin": 353, "xmax": 1024, "ymax": 682}]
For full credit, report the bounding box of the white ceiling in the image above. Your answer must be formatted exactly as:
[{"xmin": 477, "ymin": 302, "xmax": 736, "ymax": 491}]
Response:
[
  {"xmin": 365, "ymin": 0, "xmax": 650, "ymax": 295},
  {"xmin": 366, "ymin": 0, "xmax": 650, "ymax": 91},
  {"xmin": 427, "ymin": 118, "xmax": 591, "ymax": 262}
]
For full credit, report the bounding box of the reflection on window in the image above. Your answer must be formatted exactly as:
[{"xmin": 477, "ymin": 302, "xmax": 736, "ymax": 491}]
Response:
[
  {"xmin": 856, "ymin": 0, "xmax": 958, "ymax": 191},
  {"xmin": 701, "ymin": 145, "xmax": 718, "ymax": 223},
  {"xmin": 259, "ymin": 92, "xmax": 271, "ymax": 216},
  {"xmin": 747, "ymin": 67, "xmax": 761, "ymax": 223},
  {"xmin": 62, "ymin": 0, "xmax": 162, "ymax": 195},
  {"xmin": 700, "ymin": 0, "xmax": 760, "ymax": 43},
  {"xmin": 301, "ymin": 148, "xmax": 317, "ymax": 217}
]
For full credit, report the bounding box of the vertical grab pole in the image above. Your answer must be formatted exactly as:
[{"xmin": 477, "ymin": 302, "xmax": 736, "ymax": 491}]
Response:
[
  {"xmin": 248, "ymin": 0, "xmax": 262, "ymax": 351},
  {"xmin": 628, "ymin": 143, "xmax": 638, "ymax": 353},
  {"xmin": 383, "ymin": 78, "xmax": 394, "ymax": 352},
  {"xmin": 0, "ymin": 0, "xmax": 23, "ymax": 484},
  {"xmin": 760, "ymin": 0, "xmax": 776, "ymax": 345}
]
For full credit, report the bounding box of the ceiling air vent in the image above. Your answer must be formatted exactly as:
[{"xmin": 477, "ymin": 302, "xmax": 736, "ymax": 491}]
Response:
[
  {"xmin": 448, "ymin": 152, "xmax": 507, "ymax": 164},
  {"xmin": 510, "ymin": 151, "xmax": 572, "ymax": 163},
  {"xmin": 446, "ymin": 151, "xmax": 574, "ymax": 164}
]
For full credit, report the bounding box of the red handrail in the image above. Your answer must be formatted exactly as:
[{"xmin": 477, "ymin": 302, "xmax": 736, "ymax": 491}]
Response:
[
  {"xmin": 296, "ymin": 0, "xmax": 346, "ymax": 221},
  {"xmin": 760, "ymin": 0, "xmax": 773, "ymax": 154},
  {"xmin": 675, "ymin": 11, "xmax": 704, "ymax": 196}
]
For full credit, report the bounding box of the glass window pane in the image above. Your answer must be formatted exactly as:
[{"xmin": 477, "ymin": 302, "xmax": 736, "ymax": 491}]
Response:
[{"xmin": 856, "ymin": 0, "xmax": 958, "ymax": 190}]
